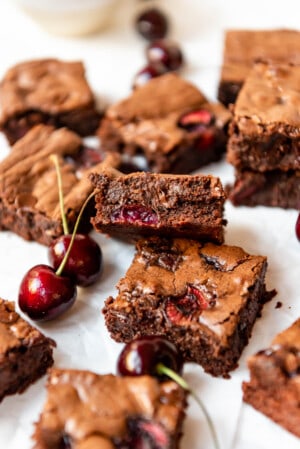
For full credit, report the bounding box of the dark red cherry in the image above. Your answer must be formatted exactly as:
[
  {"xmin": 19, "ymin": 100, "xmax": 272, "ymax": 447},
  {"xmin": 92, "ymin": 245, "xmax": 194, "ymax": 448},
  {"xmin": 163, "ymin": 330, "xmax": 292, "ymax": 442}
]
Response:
[
  {"xmin": 49, "ymin": 234, "xmax": 102, "ymax": 287},
  {"xmin": 132, "ymin": 65, "xmax": 165, "ymax": 89},
  {"xmin": 18, "ymin": 264, "xmax": 77, "ymax": 321},
  {"xmin": 117, "ymin": 336, "xmax": 183, "ymax": 379},
  {"xmin": 146, "ymin": 40, "xmax": 184, "ymax": 71},
  {"xmin": 296, "ymin": 213, "xmax": 300, "ymax": 241},
  {"xmin": 111, "ymin": 205, "xmax": 158, "ymax": 225},
  {"xmin": 135, "ymin": 8, "xmax": 168, "ymax": 41}
]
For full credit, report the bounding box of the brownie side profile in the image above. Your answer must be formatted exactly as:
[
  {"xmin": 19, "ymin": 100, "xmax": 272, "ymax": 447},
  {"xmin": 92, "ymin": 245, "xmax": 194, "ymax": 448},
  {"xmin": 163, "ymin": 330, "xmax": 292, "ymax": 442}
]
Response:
[
  {"xmin": 98, "ymin": 73, "xmax": 230, "ymax": 174},
  {"xmin": 103, "ymin": 237, "xmax": 273, "ymax": 377},
  {"xmin": 33, "ymin": 369, "xmax": 187, "ymax": 449},
  {"xmin": 90, "ymin": 169, "xmax": 226, "ymax": 244},
  {"xmin": 0, "ymin": 298, "xmax": 55, "ymax": 402},
  {"xmin": 243, "ymin": 319, "xmax": 300, "ymax": 437},
  {"xmin": 227, "ymin": 63, "xmax": 300, "ymax": 173},
  {"xmin": 218, "ymin": 29, "xmax": 300, "ymax": 106},
  {"xmin": 227, "ymin": 169, "xmax": 300, "ymax": 209},
  {"xmin": 0, "ymin": 124, "xmax": 120, "ymax": 245},
  {"xmin": 0, "ymin": 59, "xmax": 101, "ymax": 144}
]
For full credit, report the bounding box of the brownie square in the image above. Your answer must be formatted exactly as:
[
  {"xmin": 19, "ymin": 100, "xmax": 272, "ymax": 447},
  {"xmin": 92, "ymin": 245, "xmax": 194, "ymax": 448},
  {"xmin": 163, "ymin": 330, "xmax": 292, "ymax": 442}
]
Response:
[
  {"xmin": 90, "ymin": 169, "xmax": 226, "ymax": 244},
  {"xmin": 0, "ymin": 124, "xmax": 120, "ymax": 245},
  {"xmin": 98, "ymin": 73, "xmax": 230, "ymax": 174},
  {"xmin": 0, "ymin": 59, "xmax": 101, "ymax": 144},
  {"xmin": 0, "ymin": 298, "xmax": 55, "ymax": 402},
  {"xmin": 218, "ymin": 29, "xmax": 300, "ymax": 106},
  {"xmin": 227, "ymin": 62, "xmax": 300, "ymax": 209},
  {"xmin": 103, "ymin": 237, "xmax": 273, "ymax": 377},
  {"xmin": 33, "ymin": 368, "xmax": 187, "ymax": 449},
  {"xmin": 243, "ymin": 319, "xmax": 300, "ymax": 437}
]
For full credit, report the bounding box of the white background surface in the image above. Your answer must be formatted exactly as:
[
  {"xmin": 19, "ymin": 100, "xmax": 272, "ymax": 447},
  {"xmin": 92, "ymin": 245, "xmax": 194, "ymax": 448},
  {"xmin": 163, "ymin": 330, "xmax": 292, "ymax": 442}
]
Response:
[{"xmin": 0, "ymin": 1, "xmax": 299, "ymax": 448}]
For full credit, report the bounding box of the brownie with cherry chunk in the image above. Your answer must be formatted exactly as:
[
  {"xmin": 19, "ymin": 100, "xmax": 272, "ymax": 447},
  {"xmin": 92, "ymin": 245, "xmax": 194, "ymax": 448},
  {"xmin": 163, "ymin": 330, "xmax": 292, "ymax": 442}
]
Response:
[
  {"xmin": 90, "ymin": 168, "xmax": 226, "ymax": 244},
  {"xmin": 0, "ymin": 298, "xmax": 55, "ymax": 403},
  {"xmin": 227, "ymin": 62, "xmax": 300, "ymax": 209},
  {"xmin": 33, "ymin": 368, "xmax": 187, "ymax": 449},
  {"xmin": 0, "ymin": 124, "xmax": 120, "ymax": 245},
  {"xmin": 243, "ymin": 318, "xmax": 300, "ymax": 437},
  {"xmin": 98, "ymin": 73, "xmax": 230, "ymax": 174},
  {"xmin": 0, "ymin": 59, "xmax": 102, "ymax": 144},
  {"xmin": 103, "ymin": 237, "xmax": 274, "ymax": 377},
  {"xmin": 218, "ymin": 29, "xmax": 300, "ymax": 106}
]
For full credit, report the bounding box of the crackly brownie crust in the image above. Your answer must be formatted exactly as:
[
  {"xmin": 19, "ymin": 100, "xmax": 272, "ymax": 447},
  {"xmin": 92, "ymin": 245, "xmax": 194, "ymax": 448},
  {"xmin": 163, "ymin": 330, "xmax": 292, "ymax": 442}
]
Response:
[
  {"xmin": 227, "ymin": 169, "xmax": 300, "ymax": 209},
  {"xmin": 0, "ymin": 124, "xmax": 120, "ymax": 245},
  {"xmin": 33, "ymin": 368, "xmax": 187, "ymax": 449},
  {"xmin": 227, "ymin": 63, "xmax": 300, "ymax": 173},
  {"xmin": 0, "ymin": 298, "xmax": 55, "ymax": 402},
  {"xmin": 243, "ymin": 319, "xmax": 300, "ymax": 437},
  {"xmin": 90, "ymin": 169, "xmax": 226, "ymax": 244},
  {"xmin": 98, "ymin": 73, "xmax": 230, "ymax": 174},
  {"xmin": 218, "ymin": 29, "xmax": 300, "ymax": 106},
  {"xmin": 0, "ymin": 59, "xmax": 101, "ymax": 144},
  {"xmin": 103, "ymin": 237, "xmax": 273, "ymax": 377}
]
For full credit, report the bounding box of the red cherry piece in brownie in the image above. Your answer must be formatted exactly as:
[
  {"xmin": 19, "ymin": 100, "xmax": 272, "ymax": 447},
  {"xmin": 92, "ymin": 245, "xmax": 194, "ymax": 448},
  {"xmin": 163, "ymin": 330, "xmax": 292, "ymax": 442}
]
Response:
[
  {"xmin": 178, "ymin": 109, "xmax": 214, "ymax": 131},
  {"xmin": 165, "ymin": 285, "xmax": 210, "ymax": 324},
  {"xmin": 111, "ymin": 205, "xmax": 159, "ymax": 226}
]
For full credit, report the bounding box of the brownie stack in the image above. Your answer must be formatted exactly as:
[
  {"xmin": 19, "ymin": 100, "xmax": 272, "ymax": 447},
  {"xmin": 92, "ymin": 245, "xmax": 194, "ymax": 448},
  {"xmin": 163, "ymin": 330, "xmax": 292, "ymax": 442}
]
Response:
[{"xmin": 227, "ymin": 62, "xmax": 300, "ymax": 209}]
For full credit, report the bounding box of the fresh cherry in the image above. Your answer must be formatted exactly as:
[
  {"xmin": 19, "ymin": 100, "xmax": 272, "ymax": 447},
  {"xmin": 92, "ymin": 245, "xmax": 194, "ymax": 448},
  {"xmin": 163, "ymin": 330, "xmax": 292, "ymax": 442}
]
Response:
[
  {"xmin": 49, "ymin": 234, "xmax": 102, "ymax": 287},
  {"xmin": 135, "ymin": 7, "xmax": 168, "ymax": 41},
  {"xmin": 117, "ymin": 335, "xmax": 183, "ymax": 379},
  {"xmin": 117, "ymin": 336, "xmax": 220, "ymax": 449},
  {"xmin": 132, "ymin": 64, "xmax": 165, "ymax": 89},
  {"xmin": 146, "ymin": 40, "xmax": 184, "ymax": 71},
  {"xmin": 18, "ymin": 264, "xmax": 77, "ymax": 321},
  {"xmin": 296, "ymin": 213, "xmax": 300, "ymax": 242}
]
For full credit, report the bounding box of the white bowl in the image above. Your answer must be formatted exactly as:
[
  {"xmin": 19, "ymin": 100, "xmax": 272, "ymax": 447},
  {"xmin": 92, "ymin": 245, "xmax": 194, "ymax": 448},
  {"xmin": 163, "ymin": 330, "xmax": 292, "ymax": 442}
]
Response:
[{"xmin": 13, "ymin": 0, "xmax": 119, "ymax": 36}]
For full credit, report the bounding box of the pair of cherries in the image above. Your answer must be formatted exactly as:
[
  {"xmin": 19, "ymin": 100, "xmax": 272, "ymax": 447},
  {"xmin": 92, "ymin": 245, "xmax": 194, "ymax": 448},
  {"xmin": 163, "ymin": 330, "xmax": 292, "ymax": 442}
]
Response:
[
  {"xmin": 133, "ymin": 7, "xmax": 184, "ymax": 88},
  {"xmin": 18, "ymin": 156, "xmax": 102, "ymax": 321}
]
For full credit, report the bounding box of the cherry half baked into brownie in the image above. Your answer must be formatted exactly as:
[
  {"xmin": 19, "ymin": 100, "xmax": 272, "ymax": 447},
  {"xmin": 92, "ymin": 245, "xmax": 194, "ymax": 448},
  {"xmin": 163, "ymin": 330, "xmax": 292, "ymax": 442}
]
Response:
[
  {"xmin": 103, "ymin": 237, "xmax": 275, "ymax": 377},
  {"xmin": 243, "ymin": 318, "xmax": 300, "ymax": 437},
  {"xmin": 98, "ymin": 73, "xmax": 231, "ymax": 174},
  {"xmin": 0, "ymin": 298, "xmax": 55, "ymax": 403},
  {"xmin": 0, "ymin": 59, "xmax": 102, "ymax": 144},
  {"xmin": 90, "ymin": 168, "xmax": 226, "ymax": 244},
  {"xmin": 32, "ymin": 368, "xmax": 187, "ymax": 449}
]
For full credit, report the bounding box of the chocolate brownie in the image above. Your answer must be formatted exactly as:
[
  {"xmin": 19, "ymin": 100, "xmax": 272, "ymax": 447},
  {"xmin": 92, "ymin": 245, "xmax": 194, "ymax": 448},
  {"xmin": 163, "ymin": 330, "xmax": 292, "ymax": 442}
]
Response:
[
  {"xmin": 227, "ymin": 63, "xmax": 300, "ymax": 209},
  {"xmin": 0, "ymin": 298, "xmax": 55, "ymax": 403},
  {"xmin": 243, "ymin": 319, "xmax": 300, "ymax": 437},
  {"xmin": 0, "ymin": 124, "xmax": 120, "ymax": 245},
  {"xmin": 218, "ymin": 29, "xmax": 300, "ymax": 106},
  {"xmin": 0, "ymin": 59, "xmax": 101, "ymax": 144},
  {"xmin": 98, "ymin": 73, "xmax": 231, "ymax": 174},
  {"xmin": 104, "ymin": 237, "xmax": 274, "ymax": 377},
  {"xmin": 90, "ymin": 168, "xmax": 226, "ymax": 244},
  {"xmin": 33, "ymin": 368, "xmax": 187, "ymax": 449}
]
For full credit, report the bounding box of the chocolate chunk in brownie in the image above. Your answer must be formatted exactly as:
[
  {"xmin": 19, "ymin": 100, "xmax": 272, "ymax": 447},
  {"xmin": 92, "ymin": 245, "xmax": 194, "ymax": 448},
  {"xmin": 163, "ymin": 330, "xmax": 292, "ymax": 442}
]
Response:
[
  {"xmin": 243, "ymin": 319, "xmax": 300, "ymax": 437},
  {"xmin": 0, "ymin": 124, "xmax": 120, "ymax": 245},
  {"xmin": 98, "ymin": 73, "xmax": 230, "ymax": 174},
  {"xmin": 227, "ymin": 62, "xmax": 300, "ymax": 209},
  {"xmin": 218, "ymin": 29, "xmax": 300, "ymax": 106},
  {"xmin": 33, "ymin": 368, "xmax": 187, "ymax": 449},
  {"xmin": 0, "ymin": 298, "xmax": 55, "ymax": 403},
  {"xmin": 103, "ymin": 237, "xmax": 274, "ymax": 377},
  {"xmin": 0, "ymin": 59, "xmax": 102, "ymax": 144},
  {"xmin": 90, "ymin": 168, "xmax": 226, "ymax": 244}
]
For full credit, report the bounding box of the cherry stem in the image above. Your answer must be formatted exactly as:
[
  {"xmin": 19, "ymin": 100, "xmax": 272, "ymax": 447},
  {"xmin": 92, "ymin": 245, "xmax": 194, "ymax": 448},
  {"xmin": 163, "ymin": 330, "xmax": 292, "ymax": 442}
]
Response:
[
  {"xmin": 156, "ymin": 363, "xmax": 220, "ymax": 449},
  {"xmin": 50, "ymin": 154, "xmax": 69, "ymax": 235},
  {"xmin": 55, "ymin": 190, "xmax": 96, "ymax": 277}
]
